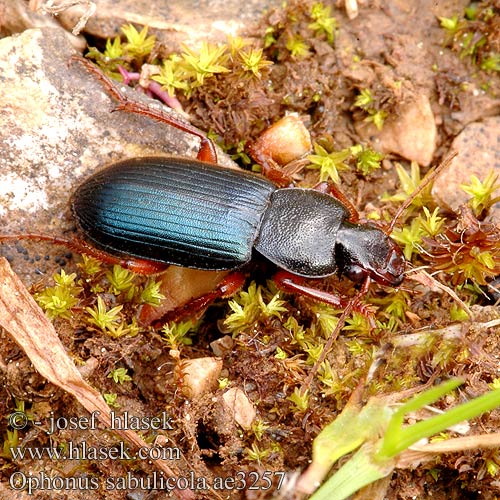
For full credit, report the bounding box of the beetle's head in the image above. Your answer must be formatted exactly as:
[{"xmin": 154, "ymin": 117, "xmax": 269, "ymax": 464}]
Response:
[{"xmin": 336, "ymin": 223, "xmax": 405, "ymax": 287}]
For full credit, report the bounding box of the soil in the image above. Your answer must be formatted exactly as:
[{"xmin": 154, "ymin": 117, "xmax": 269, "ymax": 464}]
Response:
[{"xmin": 0, "ymin": 1, "xmax": 499, "ymax": 500}]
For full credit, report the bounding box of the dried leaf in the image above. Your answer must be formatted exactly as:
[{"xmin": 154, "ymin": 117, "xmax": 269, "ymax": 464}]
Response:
[{"xmin": 0, "ymin": 257, "xmax": 194, "ymax": 500}]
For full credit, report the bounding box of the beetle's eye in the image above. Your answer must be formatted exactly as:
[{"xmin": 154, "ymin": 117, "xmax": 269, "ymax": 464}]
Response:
[{"xmin": 345, "ymin": 265, "xmax": 366, "ymax": 283}]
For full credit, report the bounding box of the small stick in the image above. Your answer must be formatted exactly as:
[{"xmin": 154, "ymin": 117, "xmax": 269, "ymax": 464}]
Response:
[
  {"xmin": 387, "ymin": 152, "xmax": 457, "ymax": 234},
  {"xmin": 300, "ymin": 278, "xmax": 371, "ymax": 396}
]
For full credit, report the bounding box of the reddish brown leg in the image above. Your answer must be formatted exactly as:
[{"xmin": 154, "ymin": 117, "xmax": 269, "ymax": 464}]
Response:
[
  {"xmin": 274, "ymin": 269, "xmax": 374, "ymax": 317},
  {"xmin": 71, "ymin": 56, "xmax": 218, "ymax": 164},
  {"xmin": 313, "ymin": 182, "xmax": 359, "ymax": 222},
  {"xmin": 247, "ymin": 144, "xmax": 294, "ymax": 187},
  {"xmin": 147, "ymin": 272, "xmax": 246, "ymax": 328},
  {"xmin": 298, "ymin": 277, "xmax": 371, "ymax": 396},
  {"xmin": 247, "ymin": 115, "xmax": 312, "ymax": 186},
  {"xmin": 0, "ymin": 234, "xmax": 168, "ymax": 275},
  {"xmin": 273, "ymin": 270, "xmax": 344, "ymax": 308}
]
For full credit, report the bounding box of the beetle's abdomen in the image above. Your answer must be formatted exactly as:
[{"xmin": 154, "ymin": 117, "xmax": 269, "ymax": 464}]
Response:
[
  {"xmin": 72, "ymin": 157, "xmax": 275, "ymax": 270},
  {"xmin": 254, "ymin": 188, "xmax": 349, "ymax": 277}
]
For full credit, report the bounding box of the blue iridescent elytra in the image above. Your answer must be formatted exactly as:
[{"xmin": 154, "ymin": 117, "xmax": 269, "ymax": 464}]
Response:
[{"xmin": 72, "ymin": 157, "xmax": 276, "ymax": 270}]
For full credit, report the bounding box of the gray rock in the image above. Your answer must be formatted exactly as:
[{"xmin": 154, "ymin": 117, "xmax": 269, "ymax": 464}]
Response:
[
  {"xmin": 0, "ymin": 27, "xmax": 231, "ymax": 282},
  {"xmin": 0, "ymin": 0, "xmax": 85, "ymax": 48},
  {"xmin": 23, "ymin": 0, "xmax": 280, "ymax": 49},
  {"xmin": 432, "ymin": 116, "xmax": 500, "ymax": 221}
]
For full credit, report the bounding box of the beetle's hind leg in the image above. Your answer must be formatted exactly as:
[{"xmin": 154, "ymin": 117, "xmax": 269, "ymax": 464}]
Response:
[
  {"xmin": 70, "ymin": 56, "xmax": 218, "ymax": 164},
  {"xmin": 0, "ymin": 233, "xmax": 168, "ymax": 275},
  {"xmin": 141, "ymin": 271, "xmax": 246, "ymax": 328}
]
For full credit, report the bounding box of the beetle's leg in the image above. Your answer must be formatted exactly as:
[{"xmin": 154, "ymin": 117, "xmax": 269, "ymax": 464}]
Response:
[
  {"xmin": 72, "ymin": 240, "xmax": 169, "ymax": 274},
  {"xmin": 144, "ymin": 272, "xmax": 246, "ymax": 328},
  {"xmin": 71, "ymin": 56, "xmax": 218, "ymax": 164},
  {"xmin": 0, "ymin": 234, "xmax": 168, "ymax": 275},
  {"xmin": 273, "ymin": 270, "xmax": 343, "ymax": 307},
  {"xmin": 247, "ymin": 115, "xmax": 312, "ymax": 186},
  {"xmin": 247, "ymin": 144, "xmax": 294, "ymax": 187},
  {"xmin": 273, "ymin": 270, "xmax": 375, "ymax": 320},
  {"xmin": 313, "ymin": 182, "xmax": 359, "ymax": 222}
]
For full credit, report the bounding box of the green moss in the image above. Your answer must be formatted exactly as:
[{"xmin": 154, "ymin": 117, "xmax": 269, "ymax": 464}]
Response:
[
  {"xmin": 460, "ymin": 170, "xmax": 500, "ymax": 217},
  {"xmin": 223, "ymin": 282, "xmax": 287, "ymax": 335},
  {"xmin": 440, "ymin": 2, "xmax": 499, "ymax": 72},
  {"xmin": 35, "ymin": 270, "xmax": 82, "ymax": 320},
  {"xmin": 161, "ymin": 320, "xmax": 199, "ymax": 350},
  {"xmin": 309, "ymin": 2, "xmax": 337, "ymax": 45},
  {"xmin": 287, "ymin": 387, "xmax": 310, "ymax": 412},
  {"xmin": 353, "ymin": 89, "xmax": 388, "ymax": 130},
  {"xmin": 307, "ymin": 144, "xmax": 350, "ymax": 183},
  {"xmin": 108, "ymin": 367, "xmax": 132, "ymax": 384}
]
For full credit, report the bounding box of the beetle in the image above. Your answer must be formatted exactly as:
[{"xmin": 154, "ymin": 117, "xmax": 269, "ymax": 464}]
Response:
[
  {"xmin": 1, "ymin": 57, "xmax": 406, "ymax": 325},
  {"xmin": 69, "ymin": 156, "xmax": 405, "ymax": 326},
  {"xmin": 71, "ymin": 156, "xmax": 405, "ymax": 287}
]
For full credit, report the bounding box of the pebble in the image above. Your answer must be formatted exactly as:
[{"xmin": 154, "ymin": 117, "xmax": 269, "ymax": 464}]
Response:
[
  {"xmin": 432, "ymin": 116, "xmax": 500, "ymax": 221},
  {"xmin": 222, "ymin": 387, "xmax": 256, "ymax": 429}
]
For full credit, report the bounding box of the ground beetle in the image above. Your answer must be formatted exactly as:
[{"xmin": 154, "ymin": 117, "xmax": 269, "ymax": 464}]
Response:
[
  {"xmin": 72, "ymin": 156, "xmax": 405, "ymax": 284},
  {"xmin": 3, "ymin": 57, "xmax": 406, "ymax": 325}
]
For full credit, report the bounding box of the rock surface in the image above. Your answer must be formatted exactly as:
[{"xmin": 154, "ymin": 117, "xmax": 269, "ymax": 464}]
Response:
[
  {"xmin": 179, "ymin": 357, "xmax": 223, "ymax": 399},
  {"xmin": 1, "ymin": 0, "xmax": 280, "ymax": 50},
  {"xmin": 432, "ymin": 116, "xmax": 500, "ymax": 221},
  {"xmin": 210, "ymin": 335, "xmax": 234, "ymax": 357},
  {"xmin": 357, "ymin": 94, "xmax": 437, "ymax": 166},
  {"xmin": 58, "ymin": 0, "xmax": 277, "ymax": 48},
  {"xmin": 222, "ymin": 387, "xmax": 256, "ymax": 429},
  {"xmin": 0, "ymin": 0, "xmax": 85, "ymax": 48},
  {"xmin": 0, "ymin": 27, "xmax": 232, "ymax": 283}
]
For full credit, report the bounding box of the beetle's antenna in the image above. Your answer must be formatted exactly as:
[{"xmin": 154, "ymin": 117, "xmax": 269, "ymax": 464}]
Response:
[{"xmin": 386, "ymin": 152, "xmax": 457, "ymax": 235}]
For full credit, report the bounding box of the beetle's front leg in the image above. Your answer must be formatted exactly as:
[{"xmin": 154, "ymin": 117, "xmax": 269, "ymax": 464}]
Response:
[
  {"xmin": 273, "ymin": 270, "xmax": 344, "ymax": 308},
  {"xmin": 313, "ymin": 182, "xmax": 359, "ymax": 222},
  {"xmin": 247, "ymin": 144, "xmax": 295, "ymax": 187},
  {"xmin": 273, "ymin": 270, "xmax": 375, "ymax": 319},
  {"xmin": 248, "ymin": 115, "xmax": 313, "ymax": 187}
]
